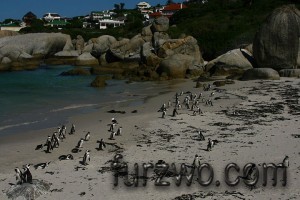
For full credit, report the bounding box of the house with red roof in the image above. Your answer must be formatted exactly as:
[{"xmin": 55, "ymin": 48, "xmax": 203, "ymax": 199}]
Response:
[{"xmin": 149, "ymin": 3, "xmax": 187, "ymax": 19}]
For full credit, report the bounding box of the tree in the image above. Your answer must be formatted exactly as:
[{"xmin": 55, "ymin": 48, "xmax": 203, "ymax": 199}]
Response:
[
  {"xmin": 114, "ymin": 4, "xmax": 121, "ymax": 10},
  {"xmin": 120, "ymin": 3, "xmax": 125, "ymax": 10},
  {"xmin": 3, "ymin": 18, "xmax": 19, "ymax": 24},
  {"xmin": 166, "ymin": 0, "xmax": 175, "ymax": 5},
  {"xmin": 22, "ymin": 11, "xmax": 37, "ymax": 26}
]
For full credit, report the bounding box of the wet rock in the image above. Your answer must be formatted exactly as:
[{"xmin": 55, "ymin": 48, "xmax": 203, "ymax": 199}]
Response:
[
  {"xmin": 242, "ymin": 68, "xmax": 280, "ymax": 80},
  {"xmin": 90, "ymin": 76, "xmax": 110, "ymax": 87},
  {"xmin": 60, "ymin": 67, "xmax": 91, "ymax": 76}
]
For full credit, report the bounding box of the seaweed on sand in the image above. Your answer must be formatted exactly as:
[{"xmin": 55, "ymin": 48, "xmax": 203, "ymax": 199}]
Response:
[{"xmin": 6, "ymin": 179, "xmax": 51, "ymax": 200}]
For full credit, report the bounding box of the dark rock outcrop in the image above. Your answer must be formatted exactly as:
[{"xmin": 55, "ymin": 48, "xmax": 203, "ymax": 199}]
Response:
[
  {"xmin": 279, "ymin": 69, "xmax": 300, "ymax": 77},
  {"xmin": 253, "ymin": 5, "xmax": 300, "ymax": 69}
]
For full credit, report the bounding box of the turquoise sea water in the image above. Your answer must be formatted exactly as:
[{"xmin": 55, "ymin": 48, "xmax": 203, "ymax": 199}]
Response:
[{"xmin": 0, "ymin": 65, "xmax": 171, "ymax": 135}]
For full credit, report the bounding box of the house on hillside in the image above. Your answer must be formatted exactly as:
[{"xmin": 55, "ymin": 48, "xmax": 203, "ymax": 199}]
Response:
[
  {"xmin": 149, "ymin": 3, "xmax": 187, "ymax": 20},
  {"xmin": 85, "ymin": 10, "xmax": 125, "ymax": 29},
  {"xmin": 90, "ymin": 10, "xmax": 116, "ymax": 21},
  {"xmin": 136, "ymin": 2, "xmax": 151, "ymax": 10},
  {"xmin": 99, "ymin": 17, "xmax": 125, "ymax": 29},
  {"xmin": 43, "ymin": 13, "xmax": 61, "ymax": 22},
  {"xmin": 161, "ymin": 3, "xmax": 187, "ymax": 18}
]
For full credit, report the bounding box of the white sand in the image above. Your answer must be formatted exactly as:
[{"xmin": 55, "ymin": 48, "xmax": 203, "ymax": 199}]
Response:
[{"xmin": 0, "ymin": 78, "xmax": 299, "ymax": 200}]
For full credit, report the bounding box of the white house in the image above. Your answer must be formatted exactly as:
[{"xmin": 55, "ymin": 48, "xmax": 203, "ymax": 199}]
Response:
[
  {"xmin": 43, "ymin": 13, "xmax": 61, "ymax": 22},
  {"xmin": 99, "ymin": 18, "xmax": 125, "ymax": 29},
  {"xmin": 136, "ymin": 2, "xmax": 151, "ymax": 10},
  {"xmin": 90, "ymin": 10, "xmax": 116, "ymax": 21}
]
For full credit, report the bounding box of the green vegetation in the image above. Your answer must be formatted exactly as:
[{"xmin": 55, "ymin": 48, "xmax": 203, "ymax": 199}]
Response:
[
  {"xmin": 169, "ymin": 0, "xmax": 299, "ymax": 60},
  {"xmin": 17, "ymin": 0, "xmax": 299, "ymax": 60},
  {"xmin": 19, "ymin": 9, "xmax": 144, "ymax": 41}
]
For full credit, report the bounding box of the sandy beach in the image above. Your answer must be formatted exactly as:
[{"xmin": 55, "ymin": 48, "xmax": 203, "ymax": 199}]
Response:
[{"xmin": 0, "ymin": 78, "xmax": 300, "ymax": 200}]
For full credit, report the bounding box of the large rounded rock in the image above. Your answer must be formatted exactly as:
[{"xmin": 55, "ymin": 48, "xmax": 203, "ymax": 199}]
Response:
[
  {"xmin": 206, "ymin": 48, "xmax": 254, "ymax": 76},
  {"xmin": 253, "ymin": 5, "xmax": 300, "ymax": 69},
  {"xmin": 75, "ymin": 35, "xmax": 85, "ymax": 53},
  {"xmin": 279, "ymin": 69, "xmax": 300, "ymax": 77},
  {"xmin": 75, "ymin": 52, "xmax": 99, "ymax": 66},
  {"xmin": 241, "ymin": 68, "xmax": 280, "ymax": 80},
  {"xmin": 141, "ymin": 25, "xmax": 153, "ymax": 42},
  {"xmin": 153, "ymin": 32, "xmax": 170, "ymax": 44},
  {"xmin": 1, "ymin": 56, "xmax": 11, "ymax": 64},
  {"xmin": 158, "ymin": 36, "xmax": 203, "ymax": 64},
  {"xmin": 55, "ymin": 50, "xmax": 79, "ymax": 57},
  {"xmin": 0, "ymin": 33, "xmax": 72, "ymax": 59},
  {"xmin": 109, "ymin": 35, "xmax": 145, "ymax": 61},
  {"xmin": 158, "ymin": 54, "xmax": 194, "ymax": 78},
  {"xmin": 89, "ymin": 35, "xmax": 117, "ymax": 58},
  {"xmin": 151, "ymin": 17, "xmax": 169, "ymax": 32}
]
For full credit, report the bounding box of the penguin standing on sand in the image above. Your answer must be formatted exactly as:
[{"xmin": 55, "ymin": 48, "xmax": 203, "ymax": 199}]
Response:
[
  {"xmin": 172, "ymin": 108, "xmax": 178, "ymax": 117},
  {"xmin": 116, "ymin": 127, "xmax": 122, "ymax": 136},
  {"xmin": 109, "ymin": 131, "xmax": 116, "ymax": 140},
  {"xmin": 97, "ymin": 139, "xmax": 106, "ymax": 150},
  {"xmin": 162, "ymin": 109, "xmax": 166, "ymax": 118},
  {"xmin": 51, "ymin": 132, "xmax": 59, "ymax": 148},
  {"xmin": 198, "ymin": 92, "xmax": 202, "ymax": 99},
  {"xmin": 61, "ymin": 125, "xmax": 66, "ymax": 139},
  {"xmin": 158, "ymin": 103, "xmax": 166, "ymax": 112},
  {"xmin": 23, "ymin": 164, "xmax": 32, "ymax": 184},
  {"xmin": 77, "ymin": 138, "xmax": 84, "ymax": 148},
  {"xmin": 57, "ymin": 127, "xmax": 61, "ymax": 138},
  {"xmin": 70, "ymin": 124, "xmax": 75, "ymax": 135},
  {"xmin": 45, "ymin": 136, "xmax": 52, "ymax": 153},
  {"xmin": 207, "ymin": 138, "xmax": 213, "ymax": 151},
  {"xmin": 198, "ymin": 131, "xmax": 205, "ymax": 141},
  {"xmin": 82, "ymin": 150, "xmax": 90, "ymax": 165},
  {"xmin": 109, "ymin": 123, "xmax": 116, "ymax": 132},
  {"xmin": 15, "ymin": 167, "xmax": 23, "ymax": 185},
  {"xmin": 85, "ymin": 132, "xmax": 91, "ymax": 141}
]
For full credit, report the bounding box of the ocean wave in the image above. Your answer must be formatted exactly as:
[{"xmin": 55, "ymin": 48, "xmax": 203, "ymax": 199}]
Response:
[
  {"xmin": 50, "ymin": 104, "xmax": 98, "ymax": 112},
  {"xmin": 0, "ymin": 119, "xmax": 45, "ymax": 131}
]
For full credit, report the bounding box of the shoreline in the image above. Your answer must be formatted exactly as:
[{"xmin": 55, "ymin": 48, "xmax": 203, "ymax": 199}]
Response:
[{"xmin": 0, "ymin": 77, "xmax": 300, "ymax": 199}]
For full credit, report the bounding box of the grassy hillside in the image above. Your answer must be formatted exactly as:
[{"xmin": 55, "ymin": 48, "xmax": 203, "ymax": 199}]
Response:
[{"xmin": 169, "ymin": 0, "xmax": 300, "ymax": 60}]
